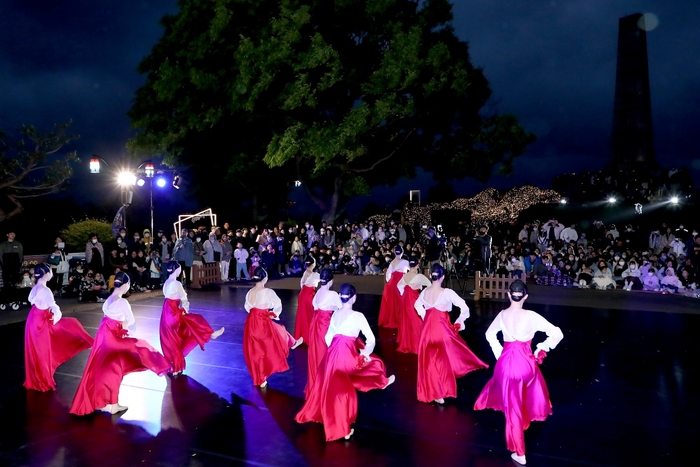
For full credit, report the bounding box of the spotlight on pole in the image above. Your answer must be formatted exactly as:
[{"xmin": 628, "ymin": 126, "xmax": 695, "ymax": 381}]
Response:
[
  {"xmin": 172, "ymin": 174, "xmax": 182, "ymax": 189},
  {"xmin": 560, "ymin": 198, "xmax": 567, "ymax": 205},
  {"xmin": 144, "ymin": 163, "xmax": 155, "ymax": 178},
  {"xmin": 136, "ymin": 178, "xmax": 146, "ymax": 187},
  {"xmin": 607, "ymin": 196, "xmax": 617, "ymax": 204},
  {"xmin": 89, "ymin": 157, "xmax": 100, "ymax": 174},
  {"xmin": 670, "ymin": 196, "xmax": 679, "ymax": 205},
  {"xmin": 117, "ymin": 171, "xmax": 137, "ymax": 186},
  {"xmin": 156, "ymin": 177, "xmax": 167, "ymax": 188}
]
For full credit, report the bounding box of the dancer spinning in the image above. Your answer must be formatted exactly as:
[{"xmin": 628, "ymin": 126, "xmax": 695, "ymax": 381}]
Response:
[
  {"xmin": 70, "ymin": 272, "xmax": 171, "ymax": 415},
  {"xmin": 296, "ymin": 283, "xmax": 395, "ymax": 441},
  {"xmin": 24, "ymin": 264, "xmax": 93, "ymax": 392},
  {"xmin": 160, "ymin": 261, "xmax": 225, "ymax": 376},
  {"xmin": 396, "ymin": 256, "xmax": 431, "ymax": 354},
  {"xmin": 415, "ymin": 264, "xmax": 488, "ymax": 404},
  {"xmin": 378, "ymin": 246, "xmax": 409, "ymax": 328},
  {"xmin": 305, "ymin": 268, "xmax": 342, "ymax": 398},
  {"xmin": 294, "ymin": 256, "xmax": 319, "ymax": 345},
  {"xmin": 474, "ymin": 280, "xmax": 563, "ymax": 465},
  {"xmin": 244, "ymin": 267, "xmax": 303, "ymax": 387}
]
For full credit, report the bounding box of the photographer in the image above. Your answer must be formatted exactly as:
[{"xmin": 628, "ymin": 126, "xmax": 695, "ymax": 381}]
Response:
[
  {"xmin": 472, "ymin": 225, "xmax": 493, "ymax": 275},
  {"xmin": 425, "ymin": 228, "xmax": 442, "ymax": 268}
]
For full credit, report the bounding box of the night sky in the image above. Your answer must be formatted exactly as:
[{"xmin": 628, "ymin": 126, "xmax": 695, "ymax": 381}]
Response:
[{"xmin": 1, "ymin": 0, "xmax": 699, "ymax": 221}]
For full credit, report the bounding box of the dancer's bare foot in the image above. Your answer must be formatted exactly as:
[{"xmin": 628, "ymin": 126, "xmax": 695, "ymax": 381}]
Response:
[
  {"xmin": 434, "ymin": 398, "xmax": 445, "ymax": 404},
  {"xmin": 260, "ymin": 380, "xmax": 268, "ymax": 388},
  {"xmin": 344, "ymin": 428, "xmax": 354, "ymax": 440},
  {"xmin": 211, "ymin": 327, "xmax": 225, "ymax": 339},
  {"xmin": 383, "ymin": 375, "xmax": 396, "ymax": 389},
  {"xmin": 98, "ymin": 403, "xmax": 128, "ymax": 414},
  {"xmin": 292, "ymin": 337, "xmax": 303, "ymax": 349},
  {"xmin": 511, "ymin": 453, "xmax": 526, "ymax": 465}
]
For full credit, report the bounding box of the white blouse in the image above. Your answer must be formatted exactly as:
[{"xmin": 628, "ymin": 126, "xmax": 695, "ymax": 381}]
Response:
[
  {"xmin": 163, "ymin": 279, "xmax": 190, "ymax": 311},
  {"xmin": 244, "ymin": 287, "xmax": 282, "ymax": 318},
  {"xmin": 397, "ymin": 273, "xmax": 431, "ymax": 295},
  {"xmin": 103, "ymin": 295, "xmax": 136, "ymax": 334},
  {"xmin": 385, "ymin": 259, "xmax": 409, "ymax": 282},
  {"xmin": 312, "ymin": 288, "xmax": 343, "ymax": 311},
  {"xmin": 325, "ymin": 311, "xmax": 375, "ymax": 357},
  {"xmin": 485, "ymin": 310, "xmax": 563, "ymax": 360},
  {"xmin": 414, "ymin": 288, "xmax": 470, "ymax": 326},
  {"xmin": 28, "ymin": 283, "xmax": 62, "ymax": 323},
  {"xmin": 300, "ymin": 271, "xmax": 320, "ymax": 288}
]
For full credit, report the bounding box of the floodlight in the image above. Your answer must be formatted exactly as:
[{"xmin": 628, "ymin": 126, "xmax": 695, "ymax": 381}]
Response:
[
  {"xmin": 607, "ymin": 197, "xmax": 617, "ymax": 204},
  {"xmin": 670, "ymin": 196, "xmax": 679, "ymax": 205},
  {"xmin": 136, "ymin": 178, "xmax": 146, "ymax": 187},
  {"xmin": 89, "ymin": 158, "xmax": 100, "ymax": 174},
  {"xmin": 560, "ymin": 198, "xmax": 567, "ymax": 205},
  {"xmin": 117, "ymin": 171, "xmax": 137, "ymax": 186},
  {"xmin": 144, "ymin": 163, "xmax": 155, "ymax": 178},
  {"xmin": 294, "ymin": 180, "xmax": 302, "ymax": 187},
  {"xmin": 156, "ymin": 177, "xmax": 167, "ymax": 188}
]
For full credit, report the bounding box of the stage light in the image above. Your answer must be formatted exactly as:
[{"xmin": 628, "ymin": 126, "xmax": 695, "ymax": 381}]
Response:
[
  {"xmin": 560, "ymin": 198, "xmax": 567, "ymax": 205},
  {"xmin": 670, "ymin": 196, "xmax": 679, "ymax": 205},
  {"xmin": 117, "ymin": 171, "xmax": 137, "ymax": 186},
  {"xmin": 607, "ymin": 197, "xmax": 617, "ymax": 204},
  {"xmin": 144, "ymin": 163, "xmax": 155, "ymax": 178},
  {"xmin": 89, "ymin": 158, "xmax": 100, "ymax": 174},
  {"xmin": 172, "ymin": 174, "xmax": 182, "ymax": 189},
  {"xmin": 156, "ymin": 177, "xmax": 167, "ymax": 188},
  {"xmin": 294, "ymin": 180, "xmax": 302, "ymax": 187},
  {"xmin": 136, "ymin": 178, "xmax": 146, "ymax": 187}
]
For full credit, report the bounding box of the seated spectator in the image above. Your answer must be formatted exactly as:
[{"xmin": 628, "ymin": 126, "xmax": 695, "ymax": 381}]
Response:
[
  {"xmin": 289, "ymin": 252, "xmax": 303, "ymax": 276},
  {"xmin": 679, "ymin": 268, "xmax": 697, "ymax": 296},
  {"xmin": 642, "ymin": 268, "xmax": 660, "ymax": 291},
  {"xmin": 621, "ymin": 260, "xmax": 642, "ymax": 291},
  {"xmin": 591, "ymin": 264, "xmax": 615, "ymax": 290},
  {"xmin": 660, "ymin": 267, "xmax": 682, "ymax": 294}
]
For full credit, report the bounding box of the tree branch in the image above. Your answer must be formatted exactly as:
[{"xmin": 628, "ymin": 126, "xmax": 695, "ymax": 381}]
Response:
[{"xmin": 348, "ymin": 128, "xmax": 415, "ymax": 174}]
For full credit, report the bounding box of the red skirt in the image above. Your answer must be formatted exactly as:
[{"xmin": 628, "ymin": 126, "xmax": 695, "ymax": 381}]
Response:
[
  {"xmin": 305, "ymin": 309, "xmax": 332, "ymax": 399},
  {"xmin": 160, "ymin": 298, "xmax": 213, "ymax": 373},
  {"xmin": 243, "ymin": 307, "xmax": 295, "ymax": 386},
  {"xmin": 24, "ymin": 306, "xmax": 94, "ymax": 392},
  {"xmin": 396, "ymin": 287, "xmax": 422, "ymax": 354},
  {"xmin": 378, "ymin": 271, "xmax": 403, "ymax": 328},
  {"xmin": 417, "ymin": 308, "xmax": 488, "ymax": 403},
  {"xmin": 474, "ymin": 340, "xmax": 552, "ymax": 456},
  {"xmin": 296, "ymin": 335, "xmax": 389, "ymax": 441},
  {"xmin": 70, "ymin": 317, "xmax": 171, "ymax": 415},
  {"xmin": 294, "ymin": 285, "xmax": 316, "ymax": 343}
]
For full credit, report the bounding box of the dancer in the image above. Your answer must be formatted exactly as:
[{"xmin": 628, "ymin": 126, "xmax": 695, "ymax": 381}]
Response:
[
  {"xmin": 474, "ymin": 280, "xmax": 563, "ymax": 465},
  {"xmin": 378, "ymin": 246, "xmax": 409, "ymax": 328},
  {"xmin": 305, "ymin": 268, "xmax": 342, "ymax": 398},
  {"xmin": 396, "ymin": 256, "xmax": 431, "ymax": 354},
  {"xmin": 70, "ymin": 272, "xmax": 171, "ymax": 415},
  {"xmin": 160, "ymin": 261, "xmax": 225, "ymax": 376},
  {"xmin": 244, "ymin": 267, "xmax": 303, "ymax": 387},
  {"xmin": 296, "ymin": 283, "xmax": 395, "ymax": 441},
  {"xmin": 24, "ymin": 264, "xmax": 93, "ymax": 392},
  {"xmin": 294, "ymin": 256, "xmax": 319, "ymax": 345},
  {"xmin": 415, "ymin": 264, "xmax": 488, "ymax": 404}
]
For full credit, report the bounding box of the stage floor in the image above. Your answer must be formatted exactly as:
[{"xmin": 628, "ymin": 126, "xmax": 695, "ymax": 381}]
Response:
[{"xmin": 0, "ymin": 285, "xmax": 697, "ymax": 467}]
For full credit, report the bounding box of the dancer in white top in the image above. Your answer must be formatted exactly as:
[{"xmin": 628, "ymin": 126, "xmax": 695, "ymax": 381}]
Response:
[
  {"xmin": 378, "ymin": 246, "xmax": 409, "ymax": 328},
  {"xmin": 295, "ymin": 256, "xmax": 320, "ymax": 344},
  {"xmin": 474, "ymin": 280, "xmax": 563, "ymax": 465},
  {"xmin": 396, "ymin": 256, "xmax": 431, "ymax": 354}
]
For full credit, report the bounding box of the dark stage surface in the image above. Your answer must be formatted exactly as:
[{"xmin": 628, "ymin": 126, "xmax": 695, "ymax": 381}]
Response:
[{"xmin": 0, "ymin": 286, "xmax": 696, "ymax": 467}]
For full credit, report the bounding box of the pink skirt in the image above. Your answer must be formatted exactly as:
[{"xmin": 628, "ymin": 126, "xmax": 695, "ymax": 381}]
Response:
[
  {"xmin": 294, "ymin": 286, "xmax": 316, "ymax": 344},
  {"xmin": 396, "ymin": 287, "xmax": 422, "ymax": 354},
  {"xmin": 378, "ymin": 271, "xmax": 403, "ymax": 328},
  {"xmin": 474, "ymin": 340, "xmax": 552, "ymax": 456},
  {"xmin": 296, "ymin": 335, "xmax": 389, "ymax": 441},
  {"xmin": 417, "ymin": 308, "xmax": 488, "ymax": 403},
  {"xmin": 160, "ymin": 298, "xmax": 213, "ymax": 373},
  {"xmin": 24, "ymin": 306, "xmax": 94, "ymax": 392},
  {"xmin": 305, "ymin": 309, "xmax": 332, "ymax": 399},
  {"xmin": 70, "ymin": 317, "xmax": 171, "ymax": 415},
  {"xmin": 243, "ymin": 307, "xmax": 295, "ymax": 386}
]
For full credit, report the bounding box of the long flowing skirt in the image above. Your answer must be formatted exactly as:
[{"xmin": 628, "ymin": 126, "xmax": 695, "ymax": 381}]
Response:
[
  {"xmin": 296, "ymin": 335, "xmax": 389, "ymax": 441},
  {"xmin": 294, "ymin": 285, "xmax": 316, "ymax": 344},
  {"xmin": 396, "ymin": 287, "xmax": 422, "ymax": 354},
  {"xmin": 417, "ymin": 308, "xmax": 488, "ymax": 402},
  {"xmin": 305, "ymin": 309, "xmax": 332, "ymax": 399},
  {"xmin": 474, "ymin": 340, "xmax": 552, "ymax": 456},
  {"xmin": 24, "ymin": 306, "xmax": 94, "ymax": 392},
  {"xmin": 378, "ymin": 271, "xmax": 403, "ymax": 328},
  {"xmin": 70, "ymin": 317, "xmax": 171, "ymax": 415},
  {"xmin": 243, "ymin": 307, "xmax": 295, "ymax": 386},
  {"xmin": 160, "ymin": 298, "xmax": 213, "ymax": 373}
]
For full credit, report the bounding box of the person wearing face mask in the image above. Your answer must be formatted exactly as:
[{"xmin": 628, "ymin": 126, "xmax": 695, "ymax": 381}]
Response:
[
  {"xmin": 621, "ymin": 260, "xmax": 642, "ymax": 291},
  {"xmin": 48, "ymin": 237, "xmax": 68, "ymax": 294},
  {"xmin": 642, "ymin": 268, "xmax": 660, "ymax": 291},
  {"xmin": 591, "ymin": 262, "xmax": 615, "ymax": 290},
  {"xmin": 173, "ymin": 229, "xmax": 194, "ymax": 287},
  {"xmin": 85, "ymin": 234, "xmax": 104, "ymax": 275},
  {"xmin": 192, "ymin": 233, "xmax": 205, "ymax": 265},
  {"xmin": 160, "ymin": 234, "xmax": 173, "ymax": 262},
  {"xmin": 660, "ymin": 268, "xmax": 682, "ymax": 294},
  {"xmin": 142, "ymin": 229, "xmax": 153, "ymax": 255},
  {"xmin": 131, "ymin": 232, "xmax": 146, "ymax": 254}
]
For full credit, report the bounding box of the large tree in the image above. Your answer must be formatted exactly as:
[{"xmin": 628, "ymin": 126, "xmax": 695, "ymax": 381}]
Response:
[
  {"xmin": 0, "ymin": 122, "xmax": 78, "ymax": 222},
  {"xmin": 129, "ymin": 0, "xmax": 535, "ymax": 221}
]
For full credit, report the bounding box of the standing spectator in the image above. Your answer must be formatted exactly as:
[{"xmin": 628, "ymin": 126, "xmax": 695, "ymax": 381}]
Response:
[
  {"xmin": 48, "ymin": 237, "xmax": 68, "ymax": 294},
  {"xmin": 85, "ymin": 233, "xmax": 104, "ymax": 275},
  {"xmin": 0, "ymin": 231, "xmax": 23, "ymax": 290},
  {"xmin": 147, "ymin": 250, "xmax": 163, "ymax": 289},
  {"xmin": 220, "ymin": 234, "xmax": 233, "ymax": 281},
  {"xmin": 131, "ymin": 231, "xmax": 146, "ymax": 253},
  {"xmin": 192, "ymin": 233, "xmax": 205, "ymax": 264},
  {"xmin": 173, "ymin": 229, "xmax": 194, "ymax": 287},
  {"xmin": 560, "ymin": 224, "xmax": 579, "ymax": 244},
  {"xmin": 473, "ymin": 225, "xmax": 493, "ymax": 274},
  {"xmin": 234, "ymin": 242, "xmax": 251, "ymax": 280},
  {"xmin": 159, "ymin": 233, "xmax": 173, "ymax": 261}
]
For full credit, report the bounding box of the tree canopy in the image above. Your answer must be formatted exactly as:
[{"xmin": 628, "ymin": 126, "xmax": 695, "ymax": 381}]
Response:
[
  {"xmin": 0, "ymin": 122, "xmax": 78, "ymax": 222},
  {"xmin": 129, "ymin": 0, "xmax": 535, "ymax": 221}
]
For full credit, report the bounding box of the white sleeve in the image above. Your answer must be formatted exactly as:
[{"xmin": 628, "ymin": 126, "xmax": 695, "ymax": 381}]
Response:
[
  {"xmin": 117, "ymin": 299, "xmax": 137, "ymax": 334},
  {"xmin": 397, "ymin": 277, "xmax": 407, "ymax": 295},
  {"xmin": 446, "ymin": 288, "xmax": 470, "ymax": 326},
  {"xmin": 531, "ymin": 311, "xmax": 564, "ymax": 354},
  {"xmin": 412, "ymin": 274, "xmax": 432, "ymax": 290},
  {"xmin": 325, "ymin": 317, "xmax": 338, "ymax": 347},
  {"xmin": 356, "ymin": 313, "xmax": 375, "ymax": 357},
  {"xmin": 331, "ymin": 292, "xmax": 343, "ymax": 310},
  {"xmin": 485, "ymin": 313, "xmax": 503, "ymax": 359},
  {"xmin": 244, "ymin": 291, "xmax": 253, "ymax": 312},
  {"xmin": 414, "ymin": 291, "xmax": 427, "ymax": 319},
  {"xmin": 268, "ymin": 289, "xmax": 282, "ymax": 318},
  {"xmin": 50, "ymin": 303, "xmax": 62, "ymax": 324},
  {"xmin": 310, "ymin": 272, "xmax": 320, "ymax": 288},
  {"xmin": 171, "ymin": 280, "xmax": 190, "ymax": 311}
]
